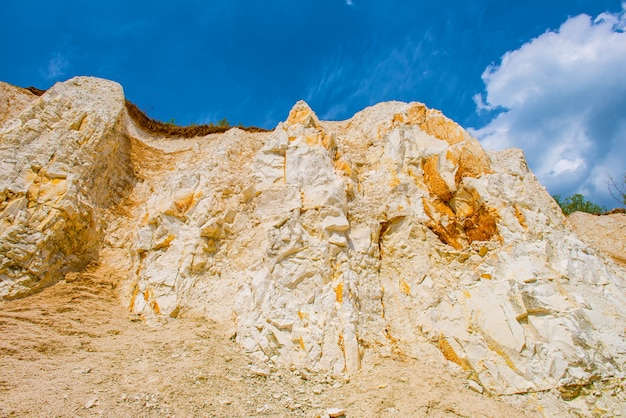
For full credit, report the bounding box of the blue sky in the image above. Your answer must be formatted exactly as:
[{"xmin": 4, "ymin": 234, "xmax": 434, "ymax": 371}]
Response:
[{"xmin": 1, "ymin": 0, "xmax": 625, "ymax": 208}]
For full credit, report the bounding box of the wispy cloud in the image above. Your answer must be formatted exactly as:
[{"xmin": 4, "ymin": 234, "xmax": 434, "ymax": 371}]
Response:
[
  {"xmin": 41, "ymin": 53, "xmax": 69, "ymax": 80},
  {"xmin": 470, "ymin": 6, "xmax": 626, "ymax": 207},
  {"xmin": 306, "ymin": 37, "xmax": 425, "ymax": 120}
]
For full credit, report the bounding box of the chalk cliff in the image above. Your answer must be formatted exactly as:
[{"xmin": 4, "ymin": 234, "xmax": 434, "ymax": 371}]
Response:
[{"xmin": 1, "ymin": 77, "xmax": 624, "ymax": 413}]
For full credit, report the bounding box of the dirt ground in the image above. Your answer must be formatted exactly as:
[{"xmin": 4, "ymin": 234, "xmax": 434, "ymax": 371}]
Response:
[{"xmin": 0, "ymin": 263, "xmax": 542, "ymax": 418}]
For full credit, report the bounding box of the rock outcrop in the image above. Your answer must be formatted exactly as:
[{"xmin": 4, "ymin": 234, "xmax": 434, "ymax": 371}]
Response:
[
  {"xmin": 0, "ymin": 78, "xmax": 135, "ymax": 298},
  {"xmin": 1, "ymin": 77, "xmax": 624, "ymax": 412}
]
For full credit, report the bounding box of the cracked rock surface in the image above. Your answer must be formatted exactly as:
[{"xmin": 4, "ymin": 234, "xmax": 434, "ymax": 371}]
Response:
[{"xmin": 1, "ymin": 77, "xmax": 625, "ymax": 416}]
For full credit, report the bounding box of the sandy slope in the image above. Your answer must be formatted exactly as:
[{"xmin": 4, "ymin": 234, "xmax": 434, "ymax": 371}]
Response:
[{"xmin": 568, "ymin": 211, "xmax": 626, "ymax": 266}]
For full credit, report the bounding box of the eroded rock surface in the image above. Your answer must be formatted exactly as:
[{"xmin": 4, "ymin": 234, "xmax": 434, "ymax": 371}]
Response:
[{"xmin": 1, "ymin": 77, "xmax": 624, "ymax": 415}]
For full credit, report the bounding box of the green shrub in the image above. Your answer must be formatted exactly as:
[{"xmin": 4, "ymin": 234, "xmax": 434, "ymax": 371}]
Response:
[
  {"xmin": 552, "ymin": 193, "xmax": 607, "ymax": 215},
  {"xmin": 217, "ymin": 118, "xmax": 230, "ymax": 128},
  {"xmin": 124, "ymin": 100, "xmax": 270, "ymax": 137}
]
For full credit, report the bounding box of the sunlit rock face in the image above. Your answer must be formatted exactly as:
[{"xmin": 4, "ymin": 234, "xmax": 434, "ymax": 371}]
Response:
[
  {"xmin": 0, "ymin": 78, "xmax": 134, "ymax": 299},
  {"xmin": 1, "ymin": 76, "xmax": 625, "ymax": 399}
]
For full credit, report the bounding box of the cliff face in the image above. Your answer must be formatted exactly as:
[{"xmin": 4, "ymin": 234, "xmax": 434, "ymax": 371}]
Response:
[
  {"xmin": 1, "ymin": 77, "xmax": 625, "ymax": 404},
  {"xmin": 0, "ymin": 78, "xmax": 135, "ymax": 298}
]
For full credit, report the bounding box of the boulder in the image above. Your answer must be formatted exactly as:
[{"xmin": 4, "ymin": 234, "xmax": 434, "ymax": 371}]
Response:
[{"xmin": 0, "ymin": 77, "xmax": 135, "ymax": 298}]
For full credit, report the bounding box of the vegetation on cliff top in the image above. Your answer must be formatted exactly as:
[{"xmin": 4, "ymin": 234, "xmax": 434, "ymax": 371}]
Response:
[
  {"xmin": 24, "ymin": 85, "xmax": 271, "ymax": 137},
  {"xmin": 124, "ymin": 100, "xmax": 271, "ymax": 137},
  {"xmin": 553, "ymin": 174, "xmax": 625, "ymax": 215},
  {"xmin": 553, "ymin": 193, "xmax": 607, "ymax": 215}
]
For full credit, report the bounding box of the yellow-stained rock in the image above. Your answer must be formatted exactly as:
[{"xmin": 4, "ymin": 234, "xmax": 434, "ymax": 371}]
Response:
[
  {"xmin": 423, "ymin": 154, "xmax": 454, "ymax": 202},
  {"xmin": 405, "ymin": 102, "xmax": 428, "ymax": 125},
  {"xmin": 285, "ymin": 100, "xmax": 320, "ymax": 128},
  {"xmin": 419, "ymin": 110, "xmax": 470, "ymax": 146}
]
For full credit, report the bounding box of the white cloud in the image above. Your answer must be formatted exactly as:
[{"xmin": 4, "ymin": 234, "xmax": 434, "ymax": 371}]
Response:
[
  {"xmin": 41, "ymin": 53, "xmax": 69, "ymax": 80},
  {"xmin": 345, "ymin": 0, "xmax": 353, "ymax": 6},
  {"xmin": 470, "ymin": 6, "xmax": 626, "ymax": 207}
]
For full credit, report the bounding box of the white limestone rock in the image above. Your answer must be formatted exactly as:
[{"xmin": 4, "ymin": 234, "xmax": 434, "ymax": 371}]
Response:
[{"xmin": 0, "ymin": 77, "xmax": 134, "ymax": 298}]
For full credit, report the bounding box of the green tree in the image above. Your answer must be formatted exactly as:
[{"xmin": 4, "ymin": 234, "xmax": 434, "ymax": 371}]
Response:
[{"xmin": 552, "ymin": 193, "xmax": 607, "ymax": 215}]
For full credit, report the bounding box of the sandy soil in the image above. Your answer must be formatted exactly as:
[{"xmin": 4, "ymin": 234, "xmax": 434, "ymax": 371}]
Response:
[
  {"xmin": 568, "ymin": 211, "xmax": 626, "ymax": 266},
  {"xmin": 0, "ymin": 263, "xmax": 538, "ymax": 418}
]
